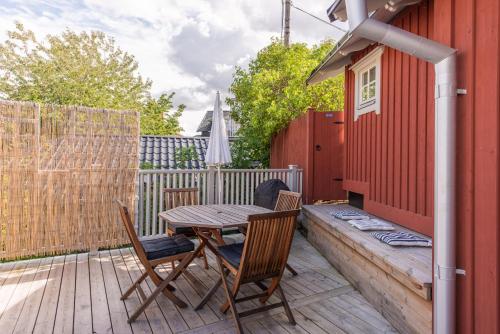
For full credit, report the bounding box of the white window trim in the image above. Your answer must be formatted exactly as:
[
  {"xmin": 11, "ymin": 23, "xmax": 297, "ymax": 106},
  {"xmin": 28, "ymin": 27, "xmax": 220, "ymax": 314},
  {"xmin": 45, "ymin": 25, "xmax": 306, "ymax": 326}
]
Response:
[{"xmin": 350, "ymin": 46, "xmax": 384, "ymax": 121}]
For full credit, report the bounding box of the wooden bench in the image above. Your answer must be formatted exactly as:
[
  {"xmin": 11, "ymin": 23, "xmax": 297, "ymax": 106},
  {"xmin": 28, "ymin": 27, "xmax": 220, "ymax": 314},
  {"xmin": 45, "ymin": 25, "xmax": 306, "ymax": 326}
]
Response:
[{"xmin": 302, "ymin": 204, "xmax": 432, "ymax": 334}]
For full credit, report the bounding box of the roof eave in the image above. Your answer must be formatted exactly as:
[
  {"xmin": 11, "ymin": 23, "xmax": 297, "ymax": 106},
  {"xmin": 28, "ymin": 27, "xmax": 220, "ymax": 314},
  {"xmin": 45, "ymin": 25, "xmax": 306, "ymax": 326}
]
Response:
[{"xmin": 308, "ymin": 0, "xmax": 423, "ymax": 85}]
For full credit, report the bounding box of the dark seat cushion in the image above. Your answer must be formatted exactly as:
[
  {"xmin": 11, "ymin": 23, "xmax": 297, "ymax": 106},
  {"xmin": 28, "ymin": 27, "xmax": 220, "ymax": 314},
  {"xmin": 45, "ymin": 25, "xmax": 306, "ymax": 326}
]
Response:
[
  {"xmin": 218, "ymin": 242, "xmax": 244, "ymax": 268},
  {"xmin": 140, "ymin": 234, "xmax": 194, "ymax": 261},
  {"xmin": 167, "ymin": 224, "xmax": 196, "ymax": 237}
]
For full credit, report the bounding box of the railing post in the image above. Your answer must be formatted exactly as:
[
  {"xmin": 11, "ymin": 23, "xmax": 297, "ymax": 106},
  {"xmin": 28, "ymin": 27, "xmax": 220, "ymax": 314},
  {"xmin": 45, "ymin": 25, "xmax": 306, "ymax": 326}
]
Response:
[
  {"xmin": 207, "ymin": 165, "xmax": 216, "ymax": 204},
  {"xmin": 288, "ymin": 164, "xmax": 299, "ymax": 192},
  {"xmin": 134, "ymin": 171, "xmax": 141, "ymax": 234}
]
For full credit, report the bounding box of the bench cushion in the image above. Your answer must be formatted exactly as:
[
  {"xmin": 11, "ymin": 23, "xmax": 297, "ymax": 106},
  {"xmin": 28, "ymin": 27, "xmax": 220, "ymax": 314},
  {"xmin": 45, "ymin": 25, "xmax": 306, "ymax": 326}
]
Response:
[
  {"xmin": 140, "ymin": 234, "xmax": 194, "ymax": 260},
  {"xmin": 218, "ymin": 242, "xmax": 244, "ymax": 268},
  {"xmin": 347, "ymin": 218, "xmax": 395, "ymax": 231},
  {"xmin": 372, "ymin": 231, "xmax": 432, "ymax": 247}
]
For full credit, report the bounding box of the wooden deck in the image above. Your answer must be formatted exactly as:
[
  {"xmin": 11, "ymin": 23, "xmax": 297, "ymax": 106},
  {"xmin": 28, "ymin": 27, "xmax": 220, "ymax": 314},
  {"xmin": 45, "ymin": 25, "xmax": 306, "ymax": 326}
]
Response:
[{"xmin": 0, "ymin": 234, "xmax": 396, "ymax": 334}]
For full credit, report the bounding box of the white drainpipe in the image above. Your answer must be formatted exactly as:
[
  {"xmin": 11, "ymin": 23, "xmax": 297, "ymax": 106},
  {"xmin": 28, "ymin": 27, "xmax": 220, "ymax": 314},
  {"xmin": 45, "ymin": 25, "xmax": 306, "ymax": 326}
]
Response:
[{"xmin": 344, "ymin": 1, "xmax": 457, "ymax": 333}]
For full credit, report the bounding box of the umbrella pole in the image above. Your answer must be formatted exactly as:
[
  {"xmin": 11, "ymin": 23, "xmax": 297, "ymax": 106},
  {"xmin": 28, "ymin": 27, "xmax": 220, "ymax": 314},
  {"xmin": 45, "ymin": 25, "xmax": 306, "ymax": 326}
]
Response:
[{"xmin": 217, "ymin": 165, "xmax": 223, "ymax": 204}]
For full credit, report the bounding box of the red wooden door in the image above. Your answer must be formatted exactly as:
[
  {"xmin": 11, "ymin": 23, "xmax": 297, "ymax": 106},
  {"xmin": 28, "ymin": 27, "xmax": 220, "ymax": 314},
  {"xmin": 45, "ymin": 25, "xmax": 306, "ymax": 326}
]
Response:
[{"xmin": 312, "ymin": 112, "xmax": 345, "ymax": 201}]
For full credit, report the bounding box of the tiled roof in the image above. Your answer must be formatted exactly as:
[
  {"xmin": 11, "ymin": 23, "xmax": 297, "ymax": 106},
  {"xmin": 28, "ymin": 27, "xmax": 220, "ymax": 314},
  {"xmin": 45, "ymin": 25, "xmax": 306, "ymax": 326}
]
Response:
[{"xmin": 139, "ymin": 136, "xmax": 208, "ymax": 169}]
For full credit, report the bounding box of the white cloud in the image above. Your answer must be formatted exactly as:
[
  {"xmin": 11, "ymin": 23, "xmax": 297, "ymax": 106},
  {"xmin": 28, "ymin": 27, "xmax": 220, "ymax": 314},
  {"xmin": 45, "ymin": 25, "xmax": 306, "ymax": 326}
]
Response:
[
  {"xmin": 214, "ymin": 63, "xmax": 233, "ymax": 73},
  {"xmin": 0, "ymin": 0, "xmax": 345, "ymax": 136}
]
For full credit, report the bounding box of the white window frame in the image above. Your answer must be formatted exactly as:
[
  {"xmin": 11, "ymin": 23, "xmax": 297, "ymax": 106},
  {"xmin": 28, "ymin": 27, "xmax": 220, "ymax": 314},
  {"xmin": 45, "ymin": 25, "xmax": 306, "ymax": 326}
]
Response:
[{"xmin": 350, "ymin": 46, "xmax": 384, "ymax": 120}]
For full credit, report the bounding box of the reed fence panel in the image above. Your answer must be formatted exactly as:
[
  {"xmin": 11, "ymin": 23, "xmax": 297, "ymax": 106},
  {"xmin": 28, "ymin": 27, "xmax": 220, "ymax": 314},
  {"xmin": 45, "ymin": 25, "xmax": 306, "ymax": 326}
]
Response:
[{"xmin": 0, "ymin": 101, "xmax": 139, "ymax": 260}]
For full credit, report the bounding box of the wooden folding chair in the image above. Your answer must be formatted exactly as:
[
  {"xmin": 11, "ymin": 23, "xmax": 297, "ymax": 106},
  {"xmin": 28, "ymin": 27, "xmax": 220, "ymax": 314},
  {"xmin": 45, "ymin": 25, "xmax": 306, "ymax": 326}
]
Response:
[
  {"xmin": 274, "ymin": 190, "xmax": 301, "ymax": 276},
  {"xmin": 274, "ymin": 190, "xmax": 302, "ymax": 212},
  {"xmin": 116, "ymin": 200, "xmax": 202, "ymax": 323},
  {"xmin": 163, "ymin": 188, "xmax": 210, "ymax": 269},
  {"xmin": 240, "ymin": 189, "xmax": 302, "ymax": 276},
  {"xmin": 196, "ymin": 210, "xmax": 300, "ymax": 334}
]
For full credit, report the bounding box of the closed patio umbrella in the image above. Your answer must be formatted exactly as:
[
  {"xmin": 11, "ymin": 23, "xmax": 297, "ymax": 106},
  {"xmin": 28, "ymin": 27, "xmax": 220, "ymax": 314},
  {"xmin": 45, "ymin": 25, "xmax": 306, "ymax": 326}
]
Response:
[{"xmin": 205, "ymin": 91, "xmax": 232, "ymax": 204}]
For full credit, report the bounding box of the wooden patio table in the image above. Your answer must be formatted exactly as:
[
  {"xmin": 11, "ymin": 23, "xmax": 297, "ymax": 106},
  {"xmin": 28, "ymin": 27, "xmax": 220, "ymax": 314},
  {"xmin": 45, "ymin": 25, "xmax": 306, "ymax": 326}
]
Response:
[
  {"xmin": 159, "ymin": 204, "xmax": 272, "ymax": 246},
  {"xmin": 159, "ymin": 204, "xmax": 274, "ymax": 312}
]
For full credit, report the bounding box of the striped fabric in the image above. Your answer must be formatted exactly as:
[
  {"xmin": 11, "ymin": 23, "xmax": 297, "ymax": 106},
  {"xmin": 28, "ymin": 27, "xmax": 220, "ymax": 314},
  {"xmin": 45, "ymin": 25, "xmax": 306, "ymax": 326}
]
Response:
[
  {"xmin": 331, "ymin": 209, "xmax": 370, "ymax": 220},
  {"xmin": 371, "ymin": 231, "xmax": 432, "ymax": 247}
]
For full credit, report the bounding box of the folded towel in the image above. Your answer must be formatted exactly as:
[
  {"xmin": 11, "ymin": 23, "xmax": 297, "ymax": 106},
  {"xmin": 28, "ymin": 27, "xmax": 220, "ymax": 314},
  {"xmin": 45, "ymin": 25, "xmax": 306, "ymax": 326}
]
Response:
[
  {"xmin": 331, "ymin": 209, "xmax": 370, "ymax": 220},
  {"xmin": 348, "ymin": 218, "xmax": 395, "ymax": 231},
  {"xmin": 372, "ymin": 231, "xmax": 432, "ymax": 247}
]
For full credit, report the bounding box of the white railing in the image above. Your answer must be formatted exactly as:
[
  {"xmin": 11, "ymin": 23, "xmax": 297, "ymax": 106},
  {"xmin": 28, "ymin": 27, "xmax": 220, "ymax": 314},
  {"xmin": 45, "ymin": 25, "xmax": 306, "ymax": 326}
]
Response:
[{"xmin": 135, "ymin": 165, "xmax": 303, "ymax": 236}]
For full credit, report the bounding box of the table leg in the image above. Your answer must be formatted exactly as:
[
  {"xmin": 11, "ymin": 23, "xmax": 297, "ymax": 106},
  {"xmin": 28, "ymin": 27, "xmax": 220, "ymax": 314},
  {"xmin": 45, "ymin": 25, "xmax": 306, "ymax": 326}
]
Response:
[
  {"xmin": 209, "ymin": 228, "xmax": 225, "ymax": 245},
  {"xmin": 192, "ymin": 227, "xmax": 231, "ymax": 310}
]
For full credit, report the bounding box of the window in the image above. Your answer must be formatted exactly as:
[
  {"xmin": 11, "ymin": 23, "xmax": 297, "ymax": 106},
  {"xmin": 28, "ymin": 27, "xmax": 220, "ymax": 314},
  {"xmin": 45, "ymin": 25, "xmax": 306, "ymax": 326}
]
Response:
[
  {"xmin": 360, "ymin": 66, "xmax": 376, "ymax": 106},
  {"xmin": 350, "ymin": 46, "xmax": 384, "ymax": 120}
]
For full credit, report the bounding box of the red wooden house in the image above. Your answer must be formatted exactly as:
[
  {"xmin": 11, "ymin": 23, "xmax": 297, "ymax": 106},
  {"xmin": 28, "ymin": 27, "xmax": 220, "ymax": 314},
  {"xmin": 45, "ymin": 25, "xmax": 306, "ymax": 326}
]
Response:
[{"xmin": 308, "ymin": 0, "xmax": 499, "ymax": 333}]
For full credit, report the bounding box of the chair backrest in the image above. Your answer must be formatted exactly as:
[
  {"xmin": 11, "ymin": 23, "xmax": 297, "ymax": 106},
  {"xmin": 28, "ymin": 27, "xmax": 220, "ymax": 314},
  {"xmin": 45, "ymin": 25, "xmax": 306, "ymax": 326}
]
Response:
[
  {"xmin": 274, "ymin": 190, "xmax": 301, "ymax": 211},
  {"xmin": 116, "ymin": 200, "xmax": 149, "ymax": 265},
  {"xmin": 164, "ymin": 188, "xmax": 199, "ymax": 210},
  {"xmin": 237, "ymin": 210, "xmax": 300, "ymax": 282}
]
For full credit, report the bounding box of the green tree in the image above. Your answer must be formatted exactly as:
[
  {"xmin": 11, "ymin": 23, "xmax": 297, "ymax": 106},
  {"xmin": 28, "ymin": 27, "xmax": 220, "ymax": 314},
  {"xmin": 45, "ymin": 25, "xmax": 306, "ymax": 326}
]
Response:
[
  {"xmin": 0, "ymin": 22, "xmax": 151, "ymax": 111},
  {"xmin": 228, "ymin": 39, "xmax": 344, "ymax": 167},
  {"xmin": 141, "ymin": 93, "xmax": 184, "ymax": 135},
  {"xmin": 229, "ymin": 138, "xmax": 258, "ymax": 169},
  {"xmin": 175, "ymin": 146, "xmax": 199, "ymax": 169}
]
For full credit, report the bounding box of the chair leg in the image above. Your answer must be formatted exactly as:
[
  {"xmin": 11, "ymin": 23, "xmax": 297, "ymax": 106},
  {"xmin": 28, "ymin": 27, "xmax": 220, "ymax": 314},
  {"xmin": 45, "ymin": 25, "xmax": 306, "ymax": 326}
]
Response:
[
  {"xmin": 217, "ymin": 257, "xmax": 243, "ymax": 334},
  {"xmin": 220, "ymin": 272, "xmax": 240, "ymax": 314},
  {"xmin": 276, "ymin": 284, "xmax": 296, "ymax": 325},
  {"xmin": 128, "ymin": 248, "xmax": 200, "ymax": 323},
  {"xmin": 194, "ymin": 268, "xmax": 228, "ymax": 310},
  {"xmin": 121, "ymin": 271, "xmax": 148, "ymax": 300},
  {"xmin": 148, "ymin": 268, "xmax": 188, "ymax": 309},
  {"xmin": 254, "ymin": 281, "xmax": 268, "ymax": 291},
  {"xmin": 150, "ymin": 269, "xmax": 176, "ymax": 293},
  {"xmin": 167, "ymin": 230, "xmax": 177, "ymax": 270},
  {"xmin": 285, "ymin": 263, "xmax": 298, "ymax": 276},
  {"xmin": 259, "ymin": 277, "xmax": 280, "ymax": 304}
]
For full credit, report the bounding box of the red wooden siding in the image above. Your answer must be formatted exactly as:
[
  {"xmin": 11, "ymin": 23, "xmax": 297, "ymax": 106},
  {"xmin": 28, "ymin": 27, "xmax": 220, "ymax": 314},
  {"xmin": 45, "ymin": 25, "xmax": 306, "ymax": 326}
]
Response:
[
  {"xmin": 270, "ymin": 109, "xmax": 345, "ymax": 204},
  {"xmin": 271, "ymin": 110, "xmax": 312, "ymax": 202},
  {"xmin": 344, "ymin": 3, "xmax": 434, "ymax": 237},
  {"xmin": 449, "ymin": 0, "xmax": 500, "ymax": 332},
  {"xmin": 343, "ymin": 0, "xmax": 500, "ymax": 332}
]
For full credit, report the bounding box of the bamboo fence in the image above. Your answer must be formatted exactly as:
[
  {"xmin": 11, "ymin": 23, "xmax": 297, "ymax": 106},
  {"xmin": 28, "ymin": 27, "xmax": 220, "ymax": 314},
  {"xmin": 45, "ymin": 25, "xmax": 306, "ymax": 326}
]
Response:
[{"xmin": 0, "ymin": 100, "xmax": 139, "ymax": 260}]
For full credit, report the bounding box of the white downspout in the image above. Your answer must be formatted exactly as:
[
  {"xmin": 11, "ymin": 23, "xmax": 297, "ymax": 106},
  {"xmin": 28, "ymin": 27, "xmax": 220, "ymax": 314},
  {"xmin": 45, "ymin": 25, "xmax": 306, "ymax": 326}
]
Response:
[{"xmin": 344, "ymin": 1, "xmax": 457, "ymax": 333}]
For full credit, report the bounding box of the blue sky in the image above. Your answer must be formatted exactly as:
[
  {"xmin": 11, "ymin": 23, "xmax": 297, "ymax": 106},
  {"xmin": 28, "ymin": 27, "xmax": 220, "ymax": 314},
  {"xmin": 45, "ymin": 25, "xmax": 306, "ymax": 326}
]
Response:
[{"xmin": 0, "ymin": 0, "xmax": 346, "ymax": 135}]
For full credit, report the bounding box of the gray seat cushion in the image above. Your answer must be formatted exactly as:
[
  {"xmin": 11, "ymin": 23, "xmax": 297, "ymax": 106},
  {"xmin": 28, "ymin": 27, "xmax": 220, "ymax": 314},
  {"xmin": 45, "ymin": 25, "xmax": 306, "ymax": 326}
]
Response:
[
  {"xmin": 140, "ymin": 234, "xmax": 194, "ymax": 260},
  {"xmin": 218, "ymin": 242, "xmax": 244, "ymax": 268}
]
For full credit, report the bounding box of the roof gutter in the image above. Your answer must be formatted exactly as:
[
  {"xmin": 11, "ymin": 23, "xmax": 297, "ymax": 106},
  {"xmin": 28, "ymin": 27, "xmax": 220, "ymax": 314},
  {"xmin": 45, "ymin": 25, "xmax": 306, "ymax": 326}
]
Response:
[{"xmin": 344, "ymin": 1, "xmax": 457, "ymax": 333}]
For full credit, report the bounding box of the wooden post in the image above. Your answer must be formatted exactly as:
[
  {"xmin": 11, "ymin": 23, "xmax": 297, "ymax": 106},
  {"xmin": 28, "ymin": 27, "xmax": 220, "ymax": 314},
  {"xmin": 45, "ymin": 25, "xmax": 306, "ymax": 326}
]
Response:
[
  {"xmin": 207, "ymin": 165, "xmax": 216, "ymax": 204},
  {"xmin": 288, "ymin": 164, "xmax": 298, "ymax": 192},
  {"xmin": 134, "ymin": 172, "xmax": 141, "ymax": 235},
  {"xmin": 284, "ymin": 0, "xmax": 291, "ymax": 47}
]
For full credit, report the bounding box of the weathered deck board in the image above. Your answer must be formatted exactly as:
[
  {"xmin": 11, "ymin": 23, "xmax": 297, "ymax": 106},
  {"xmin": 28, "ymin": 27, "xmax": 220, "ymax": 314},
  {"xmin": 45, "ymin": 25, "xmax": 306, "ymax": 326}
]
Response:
[
  {"xmin": 0, "ymin": 258, "xmax": 42, "ymax": 333},
  {"xmin": 12, "ymin": 257, "xmax": 52, "ymax": 334},
  {"xmin": 0, "ymin": 233, "xmax": 396, "ymax": 334}
]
